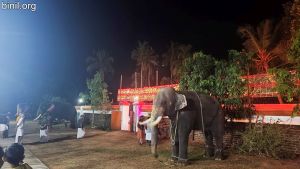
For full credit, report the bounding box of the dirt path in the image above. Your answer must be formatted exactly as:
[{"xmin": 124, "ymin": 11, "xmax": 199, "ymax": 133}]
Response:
[{"xmin": 21, "ymin": 127, "xmax": 300, "ymax": 169}]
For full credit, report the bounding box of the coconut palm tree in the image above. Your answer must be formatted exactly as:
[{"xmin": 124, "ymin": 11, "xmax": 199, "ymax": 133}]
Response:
[
  {"xmin": 131, "ymin": 41, "xmax": 158, "ymax": 87},
  {"xmin": 238, "ymin": 19, "xmax": 286, "ymax": 73},
  {"xmin": 162, "ymin": 42, "xmax": 192, "ymax": 83},
  {"xmin": 86, "ymin": 49, "xmax": 114, "ymax": 80}
]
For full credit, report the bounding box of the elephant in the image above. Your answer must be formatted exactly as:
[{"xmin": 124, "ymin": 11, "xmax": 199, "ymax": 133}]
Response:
[{"xmin": 141, "ymin": 87, "xmax": 224, "ymax": 164}]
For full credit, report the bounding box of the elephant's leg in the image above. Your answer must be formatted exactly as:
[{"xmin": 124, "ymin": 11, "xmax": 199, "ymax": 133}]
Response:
[
  {"xmin": 213, "ymin": 133, "xmax": 223, "ymax": 160},
  {"xmin": 212, "ymin": 110, "xmax": 224, "ymax": 160},
  {"xmin": 204, "ymin": 130, "xmax": 214, "ymax": 157},
  {"xmin": 177, "ymin": 111, "xmax": 194, "ymax": 164},
  {"xmin": 171, "ymin": 142, "xmax": 179, "ymax": 162},
  {"xmin": 170, "ymin": 121, "xmax": 179, "ymax": 161},
  {"xmin": 178, "ymin": 131, "xmax": 189, "ymax": 163}
]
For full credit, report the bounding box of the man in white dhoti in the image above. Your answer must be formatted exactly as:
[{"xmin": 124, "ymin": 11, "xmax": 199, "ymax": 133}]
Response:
[
  {"xmin": 34, "ymin": 113, "xmax": 49, "ymax": 142},
  {"xmin": 15, "ymin": 112, "xmax": 25, "ymax": 144},
  {"xmin": 77, "ymin": 114, "xmax": 85, "ymax": 139},
  {"xmin": 35, "ymin": 103, "xmax": 55, "ymax": 142}
]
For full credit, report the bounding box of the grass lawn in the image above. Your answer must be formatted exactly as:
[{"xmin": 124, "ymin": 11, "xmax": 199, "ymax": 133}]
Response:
[{"xmin": 11, "ymin": 121, "xmax": 300, "ymax": 169}]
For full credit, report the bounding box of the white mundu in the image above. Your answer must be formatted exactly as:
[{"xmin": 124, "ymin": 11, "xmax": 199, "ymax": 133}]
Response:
[
  {"xmin": 77, "ymin": 128, "xmax": 85, "ymax": 139},
  {"xmin": 40, "ymin": 128, "xmax": 48, "ymax": 137},
  {"xmin": 15, "ymin": 113, "xmax": 25, "ymax": 143},
  {"xmin": 0, "ymin": 124, "xmax": 8, "ymax": 131},
  {"xmin": 145, "ymin": 127, "xmax": 151, "ymax": 141}
]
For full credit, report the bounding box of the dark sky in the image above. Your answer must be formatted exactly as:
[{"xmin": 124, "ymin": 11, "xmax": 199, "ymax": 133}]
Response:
[{"xmin": 0, "ymin": 0, "xmax": 289, "ymax": 112}]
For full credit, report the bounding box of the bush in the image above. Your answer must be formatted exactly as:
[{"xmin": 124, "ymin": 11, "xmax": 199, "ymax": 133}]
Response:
[{"xmin": 238, "ymin": 123, "xmax": 284, "ymax": 159}]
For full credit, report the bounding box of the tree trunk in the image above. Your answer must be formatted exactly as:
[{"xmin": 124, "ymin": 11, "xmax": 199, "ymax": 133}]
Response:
[
  {"xmin": 92, "ymin": 109, "xmax": 95, "ymax": 128},
  {"xmin": 140, "ymin": 65, "xmax": 143, "ymax": 88},
  {"xmin": 277, "ymin": 94, "xmax": 284, "ymax": 104},
  {"xmin": 148, "ymin": 67, "xmax": 151, "ymax": 86},
  {"xmin": 156, "ymin": 70, "xmax": 158, "ymax": 86}
]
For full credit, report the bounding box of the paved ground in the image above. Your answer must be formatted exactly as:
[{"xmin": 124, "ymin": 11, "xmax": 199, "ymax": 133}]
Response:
[
  {"xmin": 0, "ymin": 137, "xmax": 49, "ymax": 169},
  {"xmin": 0, "ymin": 121, "xmax": 49, "ymax": 169}
]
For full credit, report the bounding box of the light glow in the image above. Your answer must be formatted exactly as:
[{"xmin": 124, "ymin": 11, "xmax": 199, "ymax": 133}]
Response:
[{"xmin": 78, "ymin": 98, "xmax": 84, "ymax": 104}]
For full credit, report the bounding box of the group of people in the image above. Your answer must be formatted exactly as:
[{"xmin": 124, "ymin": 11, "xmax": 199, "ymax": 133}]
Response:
[
  {"xmin": 14, "ymin": 103, "xmax": 86, "ymax": 145},
  {"xmin": 13, "ymin": 111, "xmax": 50, "ymax": 144},
  {"xmin": 0, "ymin": 143, "xmax": 32, "ymax": 169},
  {"xmin": 0, "ymin": 104, "xmax": 85, "ymax": 169}
]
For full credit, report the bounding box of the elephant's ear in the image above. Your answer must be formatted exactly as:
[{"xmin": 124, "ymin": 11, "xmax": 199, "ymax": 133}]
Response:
[{"xmin": 175, "ymin": 93, "xmax": 187, "ymax": 110}]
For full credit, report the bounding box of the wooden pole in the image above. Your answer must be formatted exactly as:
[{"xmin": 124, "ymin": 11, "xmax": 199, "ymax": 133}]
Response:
[
  {"xmin": 140, "ymin": 68, "xmax": 143, "ymax": 88},
  {"xmin": 135, "ymin": 72, "xmax": 137, "ymax": 88},
  {"xmin": 120, "ymin": 74, "xmax": 123, "ymax": 89},
  {"xmin": 156, "ymin": 70, "xmax": 158, "ymax": 86}
]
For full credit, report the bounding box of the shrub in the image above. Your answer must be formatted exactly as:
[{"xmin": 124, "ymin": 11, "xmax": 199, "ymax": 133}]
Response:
[{"xmin": 238, "ymin": 123, "xmax": 285, "ymax": 159}]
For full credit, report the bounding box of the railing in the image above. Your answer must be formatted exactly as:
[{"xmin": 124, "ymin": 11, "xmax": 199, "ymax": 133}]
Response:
[{"xmin": 242, "ymin": 73, "xmax": 300, "ymax": 99}]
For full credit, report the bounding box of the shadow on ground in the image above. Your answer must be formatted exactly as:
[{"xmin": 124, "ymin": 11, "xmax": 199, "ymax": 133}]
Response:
[{"xmin": 23, "ymin": 134, "xmax": 100, "ymax": 145}]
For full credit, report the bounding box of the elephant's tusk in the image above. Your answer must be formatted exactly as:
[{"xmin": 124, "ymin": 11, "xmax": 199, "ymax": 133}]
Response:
[
  {"xmin": 139, "ymin": 118, "xmax": 151, "ymax": 125},
  {"xmin": 150, "ymin": 116, "xmax": 162, "ymax": 127}
]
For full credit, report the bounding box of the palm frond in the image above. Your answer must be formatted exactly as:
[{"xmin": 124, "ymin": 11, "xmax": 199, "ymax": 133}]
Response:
[{"xmin": 238, "ymin": 26, "xmax": 262, "ymax": 53}]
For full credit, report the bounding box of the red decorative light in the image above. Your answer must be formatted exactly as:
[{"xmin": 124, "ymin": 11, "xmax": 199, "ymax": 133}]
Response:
[
  {"xmin": 117, "ymin": 84, "xmax": 179, "ymax": 102},
  {"xmin": 117, "ymin": 73, "xmax": 299, "ymax": 102}
]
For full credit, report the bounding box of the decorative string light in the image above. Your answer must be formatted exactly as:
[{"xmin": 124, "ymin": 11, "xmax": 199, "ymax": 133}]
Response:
[
  {"xmin": 118, "ymin": 73, "xmax": 299, "ymax": 102},
  {"xmin": 117, "ymin": 84, "xmax": 179, "ymax": 102}
]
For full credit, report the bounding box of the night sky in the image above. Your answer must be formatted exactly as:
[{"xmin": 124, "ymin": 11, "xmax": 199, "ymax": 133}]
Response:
[{"xmin": 0, "ymin": 0, "xmax": 289, "ymax": 113}]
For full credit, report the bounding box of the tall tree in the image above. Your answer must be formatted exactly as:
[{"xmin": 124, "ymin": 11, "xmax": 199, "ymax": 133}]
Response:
[
  {"xmin": 288, "ymin": 29, "xmax": 300, "ymax": 64},
  {"xmin": 87, "ymin": 72, "xmax": 109, "ymax": 107},
  {"xmin": 87, "ymin": 72, "xmax": 109, "ymax": 127},
  {"xmin": 162, "ymin": 42, "xmax": 192, "ymax": 83},
  {"xmin": 289, "ymin": 0, "xmax": 300, "ymax": 39},
  {"xmin": 86, "ymin": 49, "xmax": 114, "ymax": 80},
  {"xmin": 131, "ymin": 41, "xmax": 158, "ymax": 87},
  {"xmin": 238, "ymin": 20, "xmax": 286, "ymax": 73}
]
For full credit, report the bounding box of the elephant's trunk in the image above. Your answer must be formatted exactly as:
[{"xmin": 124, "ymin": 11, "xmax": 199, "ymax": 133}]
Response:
[
  {"xmin": 151, "ymin": 124, "xmax": 158, "ymax": 158},
  {"xmin": 149, "ymin": 107, "xmax": 163, "ymax": 158}
]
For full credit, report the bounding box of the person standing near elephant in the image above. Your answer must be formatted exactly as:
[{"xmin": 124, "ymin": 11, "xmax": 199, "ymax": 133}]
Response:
[
  {"xmin": 145, "ymin": 123, "xmax": 152, "ymax": 146},
  {"xmin": 137, "ymin": 116, "xmax": 146, "ymax": 144}
]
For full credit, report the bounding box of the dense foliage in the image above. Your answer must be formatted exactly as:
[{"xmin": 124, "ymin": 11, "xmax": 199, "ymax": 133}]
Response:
[
  {"xmin": 269, "ymin": 29, "xmax": 300, "ymax": 116},
  {"xmin": 288, "ymin": 30, "xmax": 300, "ymax": 64},
  {"xmin": 239, "ymin": 123, "xmax": 284, "ymax": 159},
  {"xmin": 269, "ymin": 69, "xmax": 298, "ymax": 103},
  {"xmin": 87, "ymin": 72, "xmax": 109, "ymax": 108},
  {"xmin": 180, "ymin": 50, "xmax": 254, "ymax": 120},
  {"xmin": 180, "ymin": 52, "xmax": 216, "ymax": 93}
]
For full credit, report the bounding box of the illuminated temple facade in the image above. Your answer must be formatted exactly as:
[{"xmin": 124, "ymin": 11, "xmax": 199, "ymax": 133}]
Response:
[{"xmin": 116, "ymin": 73, "xmax": 300, "ymax": 130}]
